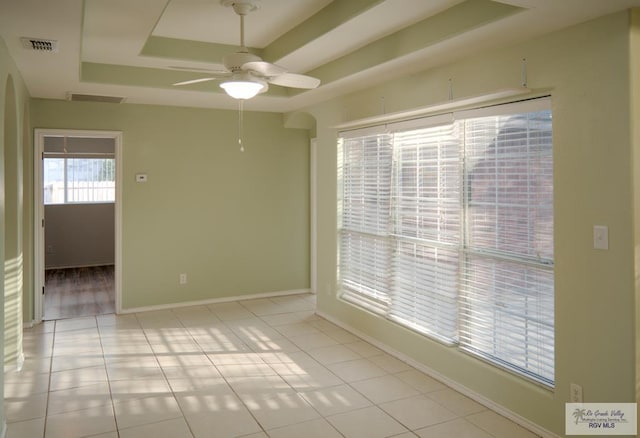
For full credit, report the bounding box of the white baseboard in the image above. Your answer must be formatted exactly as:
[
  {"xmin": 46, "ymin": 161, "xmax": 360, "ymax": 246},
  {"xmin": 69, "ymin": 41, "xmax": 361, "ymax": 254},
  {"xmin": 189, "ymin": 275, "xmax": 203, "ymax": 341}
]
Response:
[
  {"xmin": 4, "ymin": 351, "xmax": 26, "ymax": 374},
  {"xmin": 120, "ymin": 288, "xmax": 313, "ymax": 314},
  {"xmin": 316, "ymin": 310, "xmax": 560, "ymax": 438},
  {"xmin": 16, "ymin": 352, "xmax": 25, "ymax": 372},
  {"xmin": 45, "ymin": 262, "xmax": 115, "ymax": 271}
]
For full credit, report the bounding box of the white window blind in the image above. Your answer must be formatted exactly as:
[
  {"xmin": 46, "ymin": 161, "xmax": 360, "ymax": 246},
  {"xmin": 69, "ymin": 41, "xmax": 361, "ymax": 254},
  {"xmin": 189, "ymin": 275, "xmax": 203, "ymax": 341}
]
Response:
[
  {"xmin": 338, "ymin": 98, "xmax": 554, "ymax": 386},
  {"xmin": 460, "ymin": 110, "xmax": 554, "ymax": 385},
  {"xmin": 389, "ymin": 123, "xmax": 461, "ymax": 343},
  {"xmin": 338, "ymin": 133, "xmax": 394, "ymax": 312}
]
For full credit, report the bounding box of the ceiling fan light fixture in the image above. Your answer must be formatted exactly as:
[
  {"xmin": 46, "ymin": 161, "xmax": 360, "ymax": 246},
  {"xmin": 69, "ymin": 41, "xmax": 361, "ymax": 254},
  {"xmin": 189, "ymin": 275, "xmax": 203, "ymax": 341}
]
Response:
[{"xmin": 220, "ymin": 78, "xmax": 265, "ymax": 100}]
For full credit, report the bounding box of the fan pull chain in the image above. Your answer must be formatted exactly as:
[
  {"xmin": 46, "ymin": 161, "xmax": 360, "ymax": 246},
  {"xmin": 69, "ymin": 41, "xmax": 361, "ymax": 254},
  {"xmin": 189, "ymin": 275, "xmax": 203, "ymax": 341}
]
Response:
[
  {"xmin": 521, "ymin": 58, "xmax": 528, "ymax": 87},
  {"xmin": 238, "ymin": 99, "xmax": 245, "ymax": 152},
  {"xmin": 381, "ymin": 97, "xmax": 389, "ymax": 133}
]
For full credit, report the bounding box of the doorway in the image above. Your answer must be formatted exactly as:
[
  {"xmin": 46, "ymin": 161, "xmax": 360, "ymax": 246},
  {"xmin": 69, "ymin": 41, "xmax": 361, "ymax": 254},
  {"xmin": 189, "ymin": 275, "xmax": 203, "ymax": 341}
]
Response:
[{"xmin": 34, "ymin": 129, "xmax": 122, "ymax": 322}]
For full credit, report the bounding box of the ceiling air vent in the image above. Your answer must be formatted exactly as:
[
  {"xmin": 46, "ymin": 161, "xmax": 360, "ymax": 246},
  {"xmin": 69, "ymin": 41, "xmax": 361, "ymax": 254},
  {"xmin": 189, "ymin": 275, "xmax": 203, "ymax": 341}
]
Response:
[
  {"xmin": 20, "ymin": 37, "xmax": 58, "ymax": 52},
  {"xmin": 67, "ymin": 93, "xmax": 126, "ymax": 104}
]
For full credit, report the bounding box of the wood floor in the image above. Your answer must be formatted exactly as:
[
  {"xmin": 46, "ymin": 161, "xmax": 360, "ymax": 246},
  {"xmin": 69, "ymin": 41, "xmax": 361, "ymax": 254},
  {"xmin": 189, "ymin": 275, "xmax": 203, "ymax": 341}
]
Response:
[{"xmin": 44, "ymin": 265, "xmax": 115, "ymax": 320}]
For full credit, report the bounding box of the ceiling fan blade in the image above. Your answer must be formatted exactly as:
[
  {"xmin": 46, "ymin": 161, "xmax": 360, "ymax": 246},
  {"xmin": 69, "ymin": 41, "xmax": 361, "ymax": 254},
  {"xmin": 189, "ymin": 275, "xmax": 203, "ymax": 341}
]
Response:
[
  {"xmin": 268, "ymin": 73, "xmax": 321, "ymax": 89},
  {"xmin": 242, "ymin": 61, "xmax": 287, "ymax": 77},
  {"xmin": 173, "ymin": 77, "xmax": 218, "ymax": 86}
]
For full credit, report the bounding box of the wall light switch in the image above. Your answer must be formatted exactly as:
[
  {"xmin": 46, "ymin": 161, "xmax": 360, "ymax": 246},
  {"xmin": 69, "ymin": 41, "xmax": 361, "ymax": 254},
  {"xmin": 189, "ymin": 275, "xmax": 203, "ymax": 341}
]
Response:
[
  {"xmin": 593, "ymin": 225, "xmax": 608, "ymax": 250},
  {"xmin": 135, "ymin": 173, "xmax": 148, "ymax": 183}
]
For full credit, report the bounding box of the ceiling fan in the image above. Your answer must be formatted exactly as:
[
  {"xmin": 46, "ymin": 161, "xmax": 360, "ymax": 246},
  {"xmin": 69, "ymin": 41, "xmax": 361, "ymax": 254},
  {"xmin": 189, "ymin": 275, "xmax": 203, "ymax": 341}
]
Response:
[{"xmin": 173, "ymin": 0, "xmax": 321, "ymax": 100}]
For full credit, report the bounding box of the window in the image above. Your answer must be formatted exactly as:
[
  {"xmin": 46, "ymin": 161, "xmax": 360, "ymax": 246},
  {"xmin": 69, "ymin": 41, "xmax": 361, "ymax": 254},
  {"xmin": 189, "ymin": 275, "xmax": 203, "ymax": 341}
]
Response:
[
  {"xmin": 338, "ymin": 98, "xmax": 554, "ymax": 386},
  {"xmin": 44, "ymin": 157, "xmax": 115, "ymax": 204}
]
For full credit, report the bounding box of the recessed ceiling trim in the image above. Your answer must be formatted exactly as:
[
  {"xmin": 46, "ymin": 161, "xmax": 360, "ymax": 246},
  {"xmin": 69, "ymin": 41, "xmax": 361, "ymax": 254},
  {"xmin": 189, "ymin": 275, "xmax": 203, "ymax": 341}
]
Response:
[{"xmin": 333, "ymin": 87, "xmax": 532, "ymax": 130}]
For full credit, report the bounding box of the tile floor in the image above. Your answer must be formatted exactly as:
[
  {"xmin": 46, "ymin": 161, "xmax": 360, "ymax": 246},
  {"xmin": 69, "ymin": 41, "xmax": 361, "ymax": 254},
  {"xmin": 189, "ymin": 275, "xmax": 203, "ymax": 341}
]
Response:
[{"xmin": 6, "ymin": 293, "xmax": 541, "ymax": 438}]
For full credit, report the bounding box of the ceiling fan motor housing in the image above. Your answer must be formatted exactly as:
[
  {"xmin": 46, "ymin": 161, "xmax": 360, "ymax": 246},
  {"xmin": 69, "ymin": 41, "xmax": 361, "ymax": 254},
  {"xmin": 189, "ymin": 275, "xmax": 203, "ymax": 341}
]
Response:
[
  {"xmin": 223, "ymin": 51, "xmax": 261, "ymax": 72},
  {"xmin": 221, "ymin": 0, "xmax": 260, "ymax": 16}
]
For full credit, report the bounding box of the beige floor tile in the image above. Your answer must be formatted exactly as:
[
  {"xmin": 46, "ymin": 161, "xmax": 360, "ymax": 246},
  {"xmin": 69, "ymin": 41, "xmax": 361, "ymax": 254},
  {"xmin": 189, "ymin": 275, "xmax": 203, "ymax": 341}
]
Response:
[
  {"xmin": 13, "ymin": 356, "xmax": 51, "ymax": 374},
  {"xmin": 327, "ymin": 358, "xmax": 388, "ymax": 382},
  {"xmin": 379, "ymin": 394, "xmax": 458, "ymax": 430},
  {"xmin": 307, "ymin": 344, "xmax": 362, "ymax": 365},
  {"xmin": 113, "ymin": 394, "xmax": 183, "ymax": 430},
  {"xmin": 260, "ymin": 310, "xmax": 317, "ymax": 326},
  {"xmin": 89, "ymin": 432, "xmax": 120, "ymax": 438},
  {"xmin": 226, "ymin": 375, "xmax": 294, "ymax": 397},
  {"xmin": 6, "ymin": 417, "xmax": 45, "ymax": 438},
  {"xmin": 216, "ymin": 362, "xmax": 277, "ymax": 377},
  {"xmin": 466, "ymin": 411, "xmax": 540, "ymax": 438},
  {"xmin": 368, "ymin": 354, "xmax": 413, "ymax": 373},
  {"xmin": 267, "ymin": 418, "xmax": 342, "ymax": 438},
  {"xmin": 51, "ymin": 353, "xmax": 105, "ymax": 372},
  {"xmin": 274, "ymin": 322, "xmax": 320, "ymax": 337},
  {"xmin": 244, "ymin": 392, "xmax": 320, "ymax": 430},
  {"xmin": 344, "ymin": 340, "xmax": 384, "ymax": 358},
  {"xmin": 96, "ymin": 313, "xmax": 141, "ymax": 329},
  {"xmin": 47, "ymin": 381, "xmax": 112, "ymax": 415},
  {"xmin": 279, "ymin": 365, "xmax": 344, "ymax": 390},
  {"xmin": 159, "ymin": 364, "xmax": 221, "ymax": 380},
  {"xmin": 44, "ymin": 403, "xmax": 116, "ymax": 438},
  {"xmin": 12, "ymin": 293, "xmax": 542, "ymax": 438},
  {"xmin": 327, "ymin": 405, "xmax": 409, "ymax": 438},
  {"xmin": 4, "ymin": 374, "xmax": 50, "ymax": 397},
  {"xmin": 106, "ymin": 363, "xmax": 165, "ymax": 381},
  {"xmin": 287, "ymin": 331, "xmax": 340, "ymax": 350},
  {"xmin": 175, "ymin": 390, "xmax": 244, "ymax": 415},
  {"xmin": 5, "ymin": 392, "xmax": 48, "ymax": 423},
  {"xmin": 186, "ymin": 408, "xmax": 262, "ymax": 438},
  {"xmin": 156, "ymin": 352, "xmax": 212, "ymax": 368},
  {"xmin": 22, "ymin": 333, "xmax": 54, "ymax": 359},
  {"xmin": 299, "ymin": 384, "xmax": 372, "ymax": 416},
  {"xmin": 109, "ymin": 377, "xmax": 172, "ymax": 402},
  {"xmin": 207, "ymin": 351, "xmax": 266, "ymax": 366},
  {"xmin": 54, "ymin": 316, "xmax": 97, "ymax": 332},
  {"xmin": 49, "ymin": 365, "xmax": 108, "ymax": 391},
  {"xmin": 351, "ymin": 374, "xmax": 420, "ymax": 404},
  {"xmin": 151, "ymin": 341, "xmax": 202, "ymax": 354},
  {"xmin": 167, "ymin": 376, "xmax": 231, "ymax": 394},
  {"xmin": 207, "ymin": 301, "xmax": 255, "ymax": 320},
  {"xmin": 239, "ymin": 298, "xmax": 283, "ymax": 316},
  {"xmin": 426, "ymin": 388, "xmax": 486, "ymax": 416},
  {"xmin": 415, "ymin": 418, "xmax": 493, "ymax": 438},
  {"xmin": 393, "ymin": 369, "xmax": 448, "ymax": 393},
  {"xmin": 244, "ymin": 336, "xmax": 301, "ymax": 353},
  {"xmin": 323, "ymin": 328, "xmax": 361, "ymax": 343},
  {"xmin": 119, "ymin": 417, "xmax": 193, "ymax": 438}
]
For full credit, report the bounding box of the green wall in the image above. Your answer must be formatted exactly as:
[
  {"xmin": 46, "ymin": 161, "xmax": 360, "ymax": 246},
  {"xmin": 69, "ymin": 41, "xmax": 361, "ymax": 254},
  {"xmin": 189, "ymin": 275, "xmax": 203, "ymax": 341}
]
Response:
[
  {"xmin": 306, "ymin": 10, "xmax": 637, "ymax": 437},
  {"xmin": 30, "ymin": 100, "xmax": 311, "ymax": 311},
  {"xmin": 0, "ymin": 35, "xmax": 31, "ymax": 434}
]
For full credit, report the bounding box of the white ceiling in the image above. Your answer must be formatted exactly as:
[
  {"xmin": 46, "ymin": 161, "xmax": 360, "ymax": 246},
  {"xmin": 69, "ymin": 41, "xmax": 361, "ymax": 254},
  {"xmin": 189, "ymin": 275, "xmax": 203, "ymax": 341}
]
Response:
[{"xmin": 1, "ymin": 0, "xmax": 640, "ymax": 113}]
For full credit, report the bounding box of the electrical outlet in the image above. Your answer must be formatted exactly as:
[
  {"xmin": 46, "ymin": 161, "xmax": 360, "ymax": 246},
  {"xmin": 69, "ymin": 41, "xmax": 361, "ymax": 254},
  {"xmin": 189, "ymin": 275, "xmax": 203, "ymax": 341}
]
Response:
[
  {"xmin": 179, "ymin": 273, "xmax": 187, "ymax": 285},
  {"xmin": 570, "ymin": 383, "xmax": 583, "ymax": 403}
]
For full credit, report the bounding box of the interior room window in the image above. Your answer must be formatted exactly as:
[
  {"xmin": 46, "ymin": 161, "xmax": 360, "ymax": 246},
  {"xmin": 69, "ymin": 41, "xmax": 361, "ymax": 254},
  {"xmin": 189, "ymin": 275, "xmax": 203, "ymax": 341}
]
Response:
[
  {"xmin": 44, "ymin": 156, "xmax": 115, "ymax": 204},
  {"xmin": 337, "ymin": 98, "xmax": 554, "ymax": 386}
]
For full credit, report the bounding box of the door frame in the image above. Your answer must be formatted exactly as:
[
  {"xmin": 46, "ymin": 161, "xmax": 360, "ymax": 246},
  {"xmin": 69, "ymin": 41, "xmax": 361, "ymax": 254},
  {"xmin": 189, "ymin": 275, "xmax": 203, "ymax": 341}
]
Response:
[{"xmin": 33, "ymin": 129, "xmax": 123, "ymax": 322}]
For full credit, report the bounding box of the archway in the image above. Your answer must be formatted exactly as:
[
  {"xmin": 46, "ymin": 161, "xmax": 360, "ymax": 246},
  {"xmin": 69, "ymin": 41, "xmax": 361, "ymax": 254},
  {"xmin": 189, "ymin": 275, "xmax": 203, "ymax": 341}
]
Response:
[{"xmin": 4, "ymin": 75, "xmax": 23, "ymax": 370}]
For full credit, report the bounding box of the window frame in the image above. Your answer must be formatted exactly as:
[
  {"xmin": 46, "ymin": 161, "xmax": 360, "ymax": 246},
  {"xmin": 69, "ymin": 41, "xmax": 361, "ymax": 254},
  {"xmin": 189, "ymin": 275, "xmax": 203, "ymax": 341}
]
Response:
[
  {"xmin": 337, "ymin": 97, "xmax": 554, "ymax": 387},
  {"xmin": 43, "ymin": 154, "xmax": 116, "ymax": 205}
]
